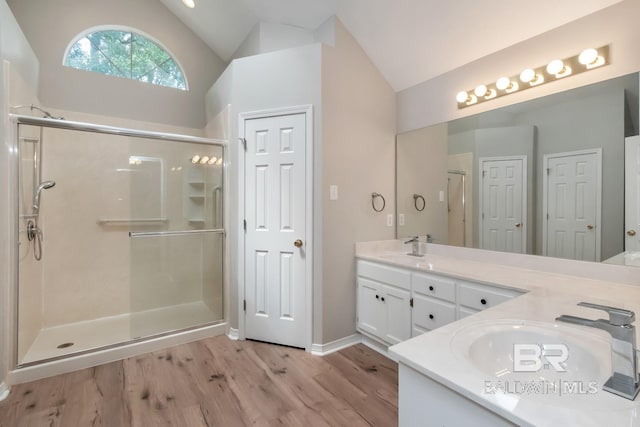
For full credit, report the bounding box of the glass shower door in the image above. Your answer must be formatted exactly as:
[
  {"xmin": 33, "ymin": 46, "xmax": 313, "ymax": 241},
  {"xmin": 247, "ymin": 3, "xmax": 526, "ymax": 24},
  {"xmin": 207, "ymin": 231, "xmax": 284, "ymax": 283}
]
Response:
[{"xmin": 128, "ymin": 138, "xmax": 224, "ymax": 338}]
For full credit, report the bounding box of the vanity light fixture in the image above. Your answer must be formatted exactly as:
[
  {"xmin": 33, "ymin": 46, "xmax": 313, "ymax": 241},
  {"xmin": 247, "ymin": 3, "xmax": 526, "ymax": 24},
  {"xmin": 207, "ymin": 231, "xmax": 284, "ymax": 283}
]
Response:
[
  {"xmin": 182, "ymin": 0, "xmax": 195, "ymax": 8},
  {"xmin": 456, "ymin": 45, "xmax": 609, "ymax": 109},
  {"xmin": 199, "ymin": 156, "xmax": 210, "ymax": 165},
  {"xmin": 207, "ymin": 156, "xmax": 217, "ymax": 165},
  {"xmin": 191, "ymin": 155, "xmax": 200, "ymax": 164}
]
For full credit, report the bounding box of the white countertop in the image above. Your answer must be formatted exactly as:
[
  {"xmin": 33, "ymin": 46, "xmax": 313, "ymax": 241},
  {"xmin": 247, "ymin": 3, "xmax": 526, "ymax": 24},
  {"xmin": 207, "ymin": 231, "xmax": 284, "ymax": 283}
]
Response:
[{"xmin": 356, "ymin": 240, "xmax": 640, "ymax": 427}]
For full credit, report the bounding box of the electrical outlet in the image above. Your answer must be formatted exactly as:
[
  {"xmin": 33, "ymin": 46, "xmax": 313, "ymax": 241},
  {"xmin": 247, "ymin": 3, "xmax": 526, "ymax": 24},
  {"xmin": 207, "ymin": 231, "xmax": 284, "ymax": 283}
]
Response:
[
  {"xmin": 399, "ymin": 214, "xmax": 405, "ymax": 226},
  {"xmin": 439, "ymin": 190, "xmax": 445, "ymax": 202},
  {"xmin": 386, "ymin": 214, "xmax": 393, "ymax": 227}
]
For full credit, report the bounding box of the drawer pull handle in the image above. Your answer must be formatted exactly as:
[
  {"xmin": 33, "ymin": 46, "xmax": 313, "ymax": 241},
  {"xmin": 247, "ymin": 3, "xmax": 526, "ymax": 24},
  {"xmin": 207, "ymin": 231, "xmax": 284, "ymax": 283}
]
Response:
[
  {"xmin": 381, "ymin": 297, "xmax": 385, "ymax": 302},
  {"xmin": 375, "ymin": 295, "xmax": 379, "ymax": 300},
  {"xmin": 429, "ymin": 286, "xmax": 434, "ymax": 291},
  {"xmin": 481, "ymin": 298, "xmax": 487, "ymax": 305},
  {"xmin": 429, "ymin": 314, "xmax": 434, "ymax": 320}
]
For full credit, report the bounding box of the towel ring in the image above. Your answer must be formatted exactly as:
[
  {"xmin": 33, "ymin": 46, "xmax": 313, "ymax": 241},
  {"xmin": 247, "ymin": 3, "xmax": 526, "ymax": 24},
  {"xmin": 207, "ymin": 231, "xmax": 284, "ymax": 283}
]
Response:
[
  {"xmin": 371, "ymin": 192, "xmax": 386, "ymax": 212},
  {"xmin": 413, "ymin": 194, "xmax": 426, "ymax": 211}
]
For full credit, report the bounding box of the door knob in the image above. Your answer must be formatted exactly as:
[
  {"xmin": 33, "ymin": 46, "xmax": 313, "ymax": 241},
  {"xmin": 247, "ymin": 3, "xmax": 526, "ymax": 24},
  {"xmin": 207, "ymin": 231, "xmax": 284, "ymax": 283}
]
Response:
[
  {"xmin": 587, "ymin": 224, "xmax": 594, "ymax": 230},
  {"xmin": 515, "ymin": 223, "xmax": 522, "ymax": 228},
  {"xmin": 294, "ymin": 239, "xmax": 303, "ymax": 248},
  {"xmin": 628, "ymin": 230, "xmax": 637, "ymax": 237}
]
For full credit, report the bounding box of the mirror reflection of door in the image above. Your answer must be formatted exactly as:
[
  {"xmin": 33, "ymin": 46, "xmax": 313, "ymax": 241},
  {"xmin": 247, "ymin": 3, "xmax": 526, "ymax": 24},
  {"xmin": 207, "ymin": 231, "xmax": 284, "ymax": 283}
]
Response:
[
  {"xmin": 479, "ymin": 156, "xmax": 527, "ymax": 253},
  {"xmin": 625, "ymin": 136, "xmax": 640, "ymax": 252},
  {"xmin": 543, "ymin": 149, "xmax": 602, "ymax": 261}
]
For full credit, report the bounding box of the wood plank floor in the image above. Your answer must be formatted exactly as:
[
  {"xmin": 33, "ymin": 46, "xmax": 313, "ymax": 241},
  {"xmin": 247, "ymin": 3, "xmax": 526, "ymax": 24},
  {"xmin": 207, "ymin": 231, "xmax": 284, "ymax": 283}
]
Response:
[{"xmin": 0, "ymin": 336, "xmax": 398, "ymax": 426}]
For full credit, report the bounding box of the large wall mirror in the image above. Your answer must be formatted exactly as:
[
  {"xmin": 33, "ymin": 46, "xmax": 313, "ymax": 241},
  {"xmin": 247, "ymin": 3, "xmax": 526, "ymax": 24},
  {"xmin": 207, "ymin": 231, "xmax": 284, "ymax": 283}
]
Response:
[{"xmin": 397, "ymin": 72, "xmax": 640, "ymax": 266}]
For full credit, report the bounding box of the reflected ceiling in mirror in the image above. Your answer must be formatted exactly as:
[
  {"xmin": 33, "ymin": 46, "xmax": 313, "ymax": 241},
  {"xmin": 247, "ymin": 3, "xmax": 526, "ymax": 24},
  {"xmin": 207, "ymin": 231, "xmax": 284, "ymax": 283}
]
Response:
[{"xmin": 396, "ymin": 72, "xmax": 640, "ymax": 265}]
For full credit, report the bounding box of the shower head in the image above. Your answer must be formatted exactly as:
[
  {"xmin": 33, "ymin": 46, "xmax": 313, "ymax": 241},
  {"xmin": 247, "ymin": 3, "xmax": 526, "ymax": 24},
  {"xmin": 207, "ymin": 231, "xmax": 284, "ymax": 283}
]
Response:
[{"xmin": 33, "ymin": 180, "xmax": 56, "ymax": 214}]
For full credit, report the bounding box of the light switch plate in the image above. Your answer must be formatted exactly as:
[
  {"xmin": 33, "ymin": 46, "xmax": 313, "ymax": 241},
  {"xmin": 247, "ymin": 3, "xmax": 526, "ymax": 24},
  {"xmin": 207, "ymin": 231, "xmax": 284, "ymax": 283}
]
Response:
[
  {"xmin": 439, "ymin": 190, "xmax": 445, "ymax": 202},
  {"xmin": 330, "ymin": 185, "xmax": 338, "ymax": 200},
  {"xmin": 387, "ymin": 214, "xmax": 393, "ymax": 227},
  {"xmin": 399, "ymin": 214, "xmax": 405, "ymax": 226}
]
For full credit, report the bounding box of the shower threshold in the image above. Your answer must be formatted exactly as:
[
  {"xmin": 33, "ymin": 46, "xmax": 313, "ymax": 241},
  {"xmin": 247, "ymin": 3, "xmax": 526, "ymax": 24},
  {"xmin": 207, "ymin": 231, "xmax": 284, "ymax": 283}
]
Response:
[{"xmin": 19, "ymin": 301, "xmax": 222, "ymax": 366}]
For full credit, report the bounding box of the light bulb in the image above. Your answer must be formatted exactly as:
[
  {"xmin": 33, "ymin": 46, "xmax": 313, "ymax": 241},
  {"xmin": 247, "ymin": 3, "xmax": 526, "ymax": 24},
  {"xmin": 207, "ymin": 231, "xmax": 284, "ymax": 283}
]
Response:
[
  {"xmin": 546, "ymin": 59, "xmax": 565, "ymax": 75},
  {"xmin": 579, "ymin": 48, "xmax": 598, "ymax": 65},
  {"xmin": 200, "ymin": 156, "xmax": 210, "ymax": 164},
  {"xmin": 182, "ymin": 0, "xmax": 195, "ymax": 8},
  {"xmin": 474, "ymin": 85, "xmax": 488, "ymax": 97},
  {"xmin": 208, "ymin": 156, "xmax": 217, "ymax": 165},
  {"xmin": 520, "ymin": 68, "xmax": 535, "ymax": 83},
  {"xmin": 456, "ymin": 91, "xmax": 470, "ymax": 103},
  {"xmin": 496, "ymin": 77, "xmax": 511, "ymax": 91},
  {"xmin": 191, "ymin": 155, "xmax": 200, "ymax": 164}
]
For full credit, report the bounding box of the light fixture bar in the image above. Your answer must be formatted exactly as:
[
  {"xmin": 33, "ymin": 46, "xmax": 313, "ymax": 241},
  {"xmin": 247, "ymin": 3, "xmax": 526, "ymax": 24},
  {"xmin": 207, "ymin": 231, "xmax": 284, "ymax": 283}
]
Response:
[{"xmin": 456, "ymin": 45, "xmax": 609, "ymax": 109}]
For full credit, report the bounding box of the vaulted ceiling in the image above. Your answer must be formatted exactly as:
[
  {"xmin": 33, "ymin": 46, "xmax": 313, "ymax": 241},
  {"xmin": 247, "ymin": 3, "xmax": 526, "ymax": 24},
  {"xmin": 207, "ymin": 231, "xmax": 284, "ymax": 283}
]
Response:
[{"xmin": 160, "ymin": 0, "xmax": 622, "ymax": 92}]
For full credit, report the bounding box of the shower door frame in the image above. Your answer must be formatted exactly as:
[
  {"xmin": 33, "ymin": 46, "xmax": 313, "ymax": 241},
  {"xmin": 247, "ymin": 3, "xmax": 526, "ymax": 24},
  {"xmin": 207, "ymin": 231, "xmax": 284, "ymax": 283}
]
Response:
[{"xmin": 8, "ymin": 114, "xmax": 229, "ymax": 370}]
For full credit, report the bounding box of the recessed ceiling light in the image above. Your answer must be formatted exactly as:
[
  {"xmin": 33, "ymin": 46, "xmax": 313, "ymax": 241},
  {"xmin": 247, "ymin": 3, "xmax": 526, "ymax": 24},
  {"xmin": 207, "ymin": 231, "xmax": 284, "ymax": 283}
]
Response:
[{"xmin": 182, "ymin": 0, "xmax": 195, "ymax": 9}]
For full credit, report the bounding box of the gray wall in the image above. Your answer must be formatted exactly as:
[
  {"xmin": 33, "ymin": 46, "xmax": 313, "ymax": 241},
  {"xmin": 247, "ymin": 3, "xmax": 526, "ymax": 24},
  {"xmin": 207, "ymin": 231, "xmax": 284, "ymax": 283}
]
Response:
[
  {"xmin": 516, "ymin": 90, "xmax": 625, "ymax": 260},
  {"xmin": 7, "ymin": 0, "xmax": 226, "ymax": 129}
]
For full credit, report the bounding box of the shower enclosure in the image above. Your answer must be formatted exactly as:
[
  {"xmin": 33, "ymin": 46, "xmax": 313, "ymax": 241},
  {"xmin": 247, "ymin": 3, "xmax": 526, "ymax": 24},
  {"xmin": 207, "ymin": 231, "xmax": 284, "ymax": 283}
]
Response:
[
  {"xmin": 447, "ymin": 170, "xmax": 466, "ymax": 247},
  {"xmin": 13, "ymin": 115, "xmax": 225, "ymax": 366}
]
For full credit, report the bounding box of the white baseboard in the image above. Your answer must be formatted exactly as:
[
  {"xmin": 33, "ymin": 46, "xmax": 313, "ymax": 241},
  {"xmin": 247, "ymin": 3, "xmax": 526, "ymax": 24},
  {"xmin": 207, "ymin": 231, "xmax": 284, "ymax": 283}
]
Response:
[
  {"xmin": 310, "ymin": 334, "xmax": 361, "ymax": 356},
  {"xmin": 227, "ymin": 327, "xmax": 239, "ymax": 341},
  {"xmin": 0, "ymin": 382, "xmax": 9, "ymax": 401}
]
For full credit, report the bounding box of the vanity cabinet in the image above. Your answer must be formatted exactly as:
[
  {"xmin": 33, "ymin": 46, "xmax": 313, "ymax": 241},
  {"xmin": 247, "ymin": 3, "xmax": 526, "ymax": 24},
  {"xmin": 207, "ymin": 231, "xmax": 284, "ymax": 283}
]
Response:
[
  {"xmin": 357, "ymin": 261, "xmax": 412, "ymax": 345},
  {"xmin": 356, "ymin": 259, "xmax": 524, "ymax": 345}
]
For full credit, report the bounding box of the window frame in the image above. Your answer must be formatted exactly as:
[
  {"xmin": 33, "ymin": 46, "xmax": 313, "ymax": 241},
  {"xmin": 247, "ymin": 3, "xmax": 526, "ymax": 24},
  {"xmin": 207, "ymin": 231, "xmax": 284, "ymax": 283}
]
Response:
[{"xmin": 62, "ymin": 25, "xmax": 189, "ymax": 91}]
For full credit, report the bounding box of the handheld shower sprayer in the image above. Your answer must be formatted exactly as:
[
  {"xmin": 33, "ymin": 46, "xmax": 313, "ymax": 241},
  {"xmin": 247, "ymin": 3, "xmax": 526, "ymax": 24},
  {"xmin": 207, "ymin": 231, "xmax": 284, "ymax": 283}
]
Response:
[{"xmin": 33, "ymin": 180, "xmax": 56, "ymax": 214}]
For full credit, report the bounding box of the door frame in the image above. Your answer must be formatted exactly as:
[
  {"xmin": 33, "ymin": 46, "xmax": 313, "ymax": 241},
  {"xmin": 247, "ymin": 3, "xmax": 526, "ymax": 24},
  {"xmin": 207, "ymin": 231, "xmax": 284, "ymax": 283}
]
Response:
[
  {"xmin": 237, "ymin": 105, "xmax": 314, "ymax": 351},
  {"xmin": 542, "ymin": 148, "xmax": 602, "ymax": 260},
  {"xmin": 478, "ymin": 155, "xmax": 527, "ymax": 253}
]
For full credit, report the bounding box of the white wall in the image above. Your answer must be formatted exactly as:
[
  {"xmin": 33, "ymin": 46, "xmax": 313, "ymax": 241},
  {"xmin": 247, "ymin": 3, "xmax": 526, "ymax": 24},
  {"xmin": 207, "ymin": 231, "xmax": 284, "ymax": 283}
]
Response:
[
  {"xmin": 7, "ymin": 0, "xmax": 226, "ymax": 129},
  {"xmin": 320, "ymin": 19, "xmax": 396, "ymax": 343},
  {"xmin": 0, "ymin": 0, "xmax": 39, "ymax": 396},
  {"xmin": 397, "ymin": 0, "xmax": 640, "ymax": 133}
]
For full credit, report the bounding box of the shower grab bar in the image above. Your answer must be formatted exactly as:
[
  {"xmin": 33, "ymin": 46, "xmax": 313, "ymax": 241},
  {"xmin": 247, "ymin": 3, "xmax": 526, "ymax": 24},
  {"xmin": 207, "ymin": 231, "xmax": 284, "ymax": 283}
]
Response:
[
  {"xmin": 97, "ymin": 218, "xmax": 169, "ymax": 226},
  {"xmin": 129, "ymin": 228, "xmax": 225, "ymax": 238}
]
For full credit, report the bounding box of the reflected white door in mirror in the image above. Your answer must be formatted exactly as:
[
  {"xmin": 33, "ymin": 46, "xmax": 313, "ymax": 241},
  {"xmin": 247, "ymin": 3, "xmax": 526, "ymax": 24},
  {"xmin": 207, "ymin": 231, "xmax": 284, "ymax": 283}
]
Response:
[
  {"xmin": 543, "ymin": 149, "xmax": 601, "ymax": 261},
  {"xmin": 626, "ymin": 136, "xmax": 640, "ymax": 252},
  {"xmin": 479, "ymin": 156, "xmax": 526, "ymax": 254}
]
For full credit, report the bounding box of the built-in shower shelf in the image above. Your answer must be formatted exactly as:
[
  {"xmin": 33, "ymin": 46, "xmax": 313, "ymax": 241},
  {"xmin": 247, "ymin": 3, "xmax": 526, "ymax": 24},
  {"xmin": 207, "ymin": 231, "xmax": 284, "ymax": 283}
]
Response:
[
  {"xmin": 188, "ymin": 219, "xmax": 205, "ymax": 224},
  {"xmin": 188, "ymin": 181, "xmax": 205, "ymax": 186},
  {"xmin": 189, "ymin": 195, "xmax": 205, "ymax": 201}
]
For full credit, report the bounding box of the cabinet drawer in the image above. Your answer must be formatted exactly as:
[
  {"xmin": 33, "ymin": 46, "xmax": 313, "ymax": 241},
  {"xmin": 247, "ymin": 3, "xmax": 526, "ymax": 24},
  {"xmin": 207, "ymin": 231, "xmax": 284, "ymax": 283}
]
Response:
[
  {"xmin": 458, "ymin": 281, "xmax": 523, "ymax": 311},
  {"xmin": 357, "ymin": 260, "xmax": 411, "ymax": 290},
  {"xmin": 412, "ymin": 273, "xmax": 455, "ymax": 303},
  {"xmin": 457, "ymin": 305, "xmax": 479, "ymax": 319},
  {"xmin": 413, "ymin": 294, "xmax": 456, "ymax": 332}
]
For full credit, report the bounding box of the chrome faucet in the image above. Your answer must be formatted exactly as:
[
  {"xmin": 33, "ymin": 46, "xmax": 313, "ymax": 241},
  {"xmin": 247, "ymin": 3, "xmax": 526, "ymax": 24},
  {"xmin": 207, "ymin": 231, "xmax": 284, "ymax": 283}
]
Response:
[
  {"xmin": 556, "ymin": 302, "xmax": 639, "ymax": 400},
  {"xmin": 404, "ymin": 236, "xmax": 421, "ymax": 257}
]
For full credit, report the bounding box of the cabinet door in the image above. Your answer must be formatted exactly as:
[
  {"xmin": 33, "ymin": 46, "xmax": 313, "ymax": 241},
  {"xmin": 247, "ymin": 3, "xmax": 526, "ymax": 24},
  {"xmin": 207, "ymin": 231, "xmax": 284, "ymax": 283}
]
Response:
[
  {"xmin": 357, "ymin": 278, "xmax": 384, "ymax": 338},
  {"xmin": 382, "ymin": 284, "xmax": 411, "ymax": 344}
]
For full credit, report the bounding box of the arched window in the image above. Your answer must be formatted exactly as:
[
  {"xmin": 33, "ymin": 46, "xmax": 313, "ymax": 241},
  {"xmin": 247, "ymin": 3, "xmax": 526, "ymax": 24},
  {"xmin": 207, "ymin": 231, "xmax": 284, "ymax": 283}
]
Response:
[{"xmin": 64, "ymin": 27, "xmax": 188, "ymax": 90}]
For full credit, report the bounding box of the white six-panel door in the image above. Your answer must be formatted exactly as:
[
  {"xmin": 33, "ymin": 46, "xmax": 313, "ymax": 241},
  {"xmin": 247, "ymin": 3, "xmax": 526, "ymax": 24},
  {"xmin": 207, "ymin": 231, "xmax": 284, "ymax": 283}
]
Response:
[
  {"xmin": 479, "ymin": 157, "xmax": 526, "ymax": 254},
  {"xmin": 625, "ymin": 136, "xmax": 640, "ymax": 251},
  {"xmin": 244, "ymin": 113, "xmax": 306, "ymax": 348},
  {"xmin": 544, "ymin": 149, "xmax": 601, "ymax": 261}
]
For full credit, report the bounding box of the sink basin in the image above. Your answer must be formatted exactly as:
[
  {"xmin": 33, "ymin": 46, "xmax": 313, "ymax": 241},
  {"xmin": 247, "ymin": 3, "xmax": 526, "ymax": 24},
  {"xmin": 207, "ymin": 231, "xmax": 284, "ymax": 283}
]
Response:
[{"xmin": 451, "ymin": 319, "xmax": 611, "ymax": 384}]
